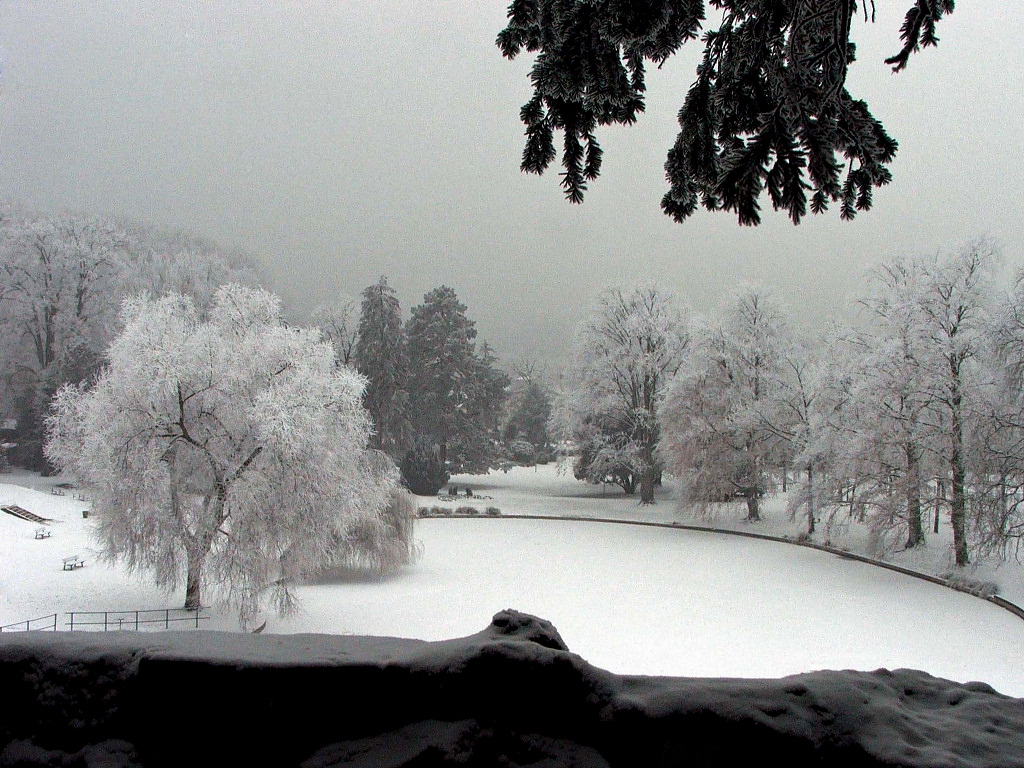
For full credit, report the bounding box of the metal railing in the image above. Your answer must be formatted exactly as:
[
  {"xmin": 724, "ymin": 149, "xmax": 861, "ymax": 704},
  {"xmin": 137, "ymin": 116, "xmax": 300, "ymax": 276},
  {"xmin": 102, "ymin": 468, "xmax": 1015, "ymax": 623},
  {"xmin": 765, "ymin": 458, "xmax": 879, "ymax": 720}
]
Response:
[
  {"xmin": 2, "ymin": 608, "xmax": 209, "ymax": 632},
  {"xmin": 66, "ymin": 607, "xmax": 209, "ymax": 631},
  {"xmin": 0, "ymin": 613, "xmax": 58, "ymax": 632}
]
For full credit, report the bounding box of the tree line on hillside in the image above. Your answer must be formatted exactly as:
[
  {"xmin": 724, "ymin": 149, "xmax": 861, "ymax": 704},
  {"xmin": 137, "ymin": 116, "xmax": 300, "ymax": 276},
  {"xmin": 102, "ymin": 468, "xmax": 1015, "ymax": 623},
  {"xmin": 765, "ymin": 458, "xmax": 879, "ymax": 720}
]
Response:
[
  {"xmin": 0, "ymin": 206, "xmax": 553, "ymax": 494},
  {"xmin": 0, "ymin": 205, "xmax": 259, "ymax": 472},
  {"xmin": 554, "ymin": 241, "xmax": 1024, "ymax": 569}
]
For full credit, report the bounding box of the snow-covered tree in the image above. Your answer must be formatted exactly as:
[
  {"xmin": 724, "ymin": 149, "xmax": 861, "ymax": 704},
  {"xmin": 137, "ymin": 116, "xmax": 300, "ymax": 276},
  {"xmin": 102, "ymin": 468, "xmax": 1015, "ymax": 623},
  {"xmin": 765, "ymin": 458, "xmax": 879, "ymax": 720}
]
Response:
[
  {"xmin": 354, "ymin": 276, "xmax": 411, "ymax": 459},
  {"xmin": 405, "ymin": 285, "xmax": 508, "ymax": 476},
  {"xmin": 0, "ymin": 211, "xmax": 130, "ymax": 469},
  {"xmin": 913, "ymin": 242, "xmax": 997, "ymax": 566},
  {"xmin": 498, "ymin": 0, "xmax": 953, "ymax": 224},
  {"xmin": 311, "ymin": 294, "xmax": 359, "ymax": 367},
  {"xmin": 819, "ymin": 244, "xmax": 998, "ymax": 562},
  {"xmin": 0, "ymin": 208, "xmax": 261, "ymax": 471},
  {"xmin": 978, "ymin": 271, "xmax": 1024, "ymax": 560},
  {"xmin": 661, "ymin": 286, "xmax": 789, "ymax": 520},
  {"xmin": 504, "ymin": 362, "xmax": 553, "ymax": 453},
  {"xmin": 771, "ymin": 338, "xmax": 833, "ymax": 536},
  {"xmin": 45, "ymin": 285, "xmax": 402, "ymax": 623},
  {"xmin": 845, "ymin": 259, "xmax": 941, "ymax": 551},
  {"xmin": 0, "ymin": 212, "xmax": 127, "ymax": 376},
  {"xmin": 556, "ymin": 286, "xmax": 689, "ymax": 503}
]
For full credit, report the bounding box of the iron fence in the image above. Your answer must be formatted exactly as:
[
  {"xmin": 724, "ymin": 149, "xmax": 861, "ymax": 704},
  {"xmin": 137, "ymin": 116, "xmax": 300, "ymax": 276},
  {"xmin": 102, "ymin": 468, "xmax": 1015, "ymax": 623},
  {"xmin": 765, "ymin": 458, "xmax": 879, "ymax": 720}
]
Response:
[
  {"xmin": 0, "ymin": 613, "xmax": 58, "ymax": 632},
  {"xmin": 66, "ymin": 607, "xmax": 209, "ymax": 631}
]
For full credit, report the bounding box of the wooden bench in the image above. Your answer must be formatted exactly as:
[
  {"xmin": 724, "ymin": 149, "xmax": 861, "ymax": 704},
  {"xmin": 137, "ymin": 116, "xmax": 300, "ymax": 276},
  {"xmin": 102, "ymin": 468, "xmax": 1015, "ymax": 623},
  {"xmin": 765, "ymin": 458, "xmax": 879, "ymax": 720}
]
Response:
[
  {"xmin": 62, "ymin": 555, "xmax": 84, "ymax": 571},
  {"xmin": 34, "ymin": 528, "xmax": 51, "ymax": 539}
]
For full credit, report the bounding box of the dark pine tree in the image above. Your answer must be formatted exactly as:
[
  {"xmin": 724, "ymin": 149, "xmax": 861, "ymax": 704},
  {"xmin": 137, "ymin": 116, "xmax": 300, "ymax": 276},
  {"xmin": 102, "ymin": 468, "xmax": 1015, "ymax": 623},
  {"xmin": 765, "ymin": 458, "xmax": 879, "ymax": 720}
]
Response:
[
  {"xmin": 354, "ymin": 276, "xmax": 411, "ymax": 460},
  {"xmin": 497, "ymin": 0, "xmax": 954, "ymax": 225},
  {"xmin": 406, "ymin": 286, "xmax": 508, "ymax": 474}
]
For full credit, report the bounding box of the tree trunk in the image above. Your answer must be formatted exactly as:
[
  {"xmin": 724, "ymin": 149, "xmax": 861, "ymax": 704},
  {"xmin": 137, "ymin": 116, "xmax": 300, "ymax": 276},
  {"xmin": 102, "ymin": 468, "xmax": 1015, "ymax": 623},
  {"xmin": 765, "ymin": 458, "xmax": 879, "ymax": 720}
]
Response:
[
  {"xmin": 639, "ymin": 471, "xmax": 655, "ymax": 504},
  {"xmin": 950, "ymin": 394, "xmax": 969, "ymax": 566},
  {"xmin": 905, "ymin": 443, "xmax": 924, "ymax": 549},
  {"xmin": 184, "ymin": 550, "xmax": 203, "ymax": 610},
  {"xmin": 620, "ymin": 474, "xmax": 636, "ymax": 495},
  {"xmin": 934, "ymin": 479, "xmax": 943, "ymax": 534},
  {"xmin": 639, "ymin": 440, "xmax": 656, "ymax": 504},
  {"xmin": 805, "ymin": 464, "xmax": 815, "ymax": 536},
  {"xmin": 745, "ymin": 493, "xmax": 760, "ymax": 522}
]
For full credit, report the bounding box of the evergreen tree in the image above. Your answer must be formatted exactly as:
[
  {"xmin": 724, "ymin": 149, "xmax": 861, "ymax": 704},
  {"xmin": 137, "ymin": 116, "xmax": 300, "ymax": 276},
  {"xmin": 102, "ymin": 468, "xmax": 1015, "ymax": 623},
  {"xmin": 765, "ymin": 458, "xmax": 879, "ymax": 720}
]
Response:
[
  {"xmin": 505, "ymin": 380, "xmax": 553, "ymax": 450},
  {"xmin": 405, "ymin": 286, "xmax": 508, "ymax": 474},
  {"xmin": 497, "ymin": 0, "xmax": 953, "ymax": 224},
  {"xmin": 354, "ymin": 276, "xmax": 411, "ymax": 459}
]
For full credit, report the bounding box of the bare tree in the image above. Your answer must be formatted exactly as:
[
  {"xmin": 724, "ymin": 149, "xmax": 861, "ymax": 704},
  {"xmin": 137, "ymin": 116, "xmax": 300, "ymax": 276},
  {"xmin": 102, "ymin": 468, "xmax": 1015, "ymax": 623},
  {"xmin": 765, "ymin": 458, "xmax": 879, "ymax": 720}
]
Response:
[{"xmin": 311, "ymin": 294, "xmax": 360, "ymax": 367}]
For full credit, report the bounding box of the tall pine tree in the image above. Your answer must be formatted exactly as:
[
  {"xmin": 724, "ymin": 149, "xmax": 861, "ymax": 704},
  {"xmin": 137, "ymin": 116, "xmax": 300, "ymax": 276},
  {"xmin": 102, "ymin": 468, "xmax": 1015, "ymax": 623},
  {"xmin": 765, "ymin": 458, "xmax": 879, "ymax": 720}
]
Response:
[
  {"xmin": 406, "ymin": 286, "xmax": 508, "ymax": 474},
  {"xmin": 354, "ymin": 276, "xmax": 410, "ymax": 459}
]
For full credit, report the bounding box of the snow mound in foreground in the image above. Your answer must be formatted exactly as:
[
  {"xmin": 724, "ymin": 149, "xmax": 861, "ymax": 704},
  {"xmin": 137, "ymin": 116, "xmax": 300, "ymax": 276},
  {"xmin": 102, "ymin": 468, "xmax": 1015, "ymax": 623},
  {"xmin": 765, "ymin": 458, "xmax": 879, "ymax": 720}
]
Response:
[{"xmin": 1, "ymin": 610, "xmax": 1021, "ymax": 767}]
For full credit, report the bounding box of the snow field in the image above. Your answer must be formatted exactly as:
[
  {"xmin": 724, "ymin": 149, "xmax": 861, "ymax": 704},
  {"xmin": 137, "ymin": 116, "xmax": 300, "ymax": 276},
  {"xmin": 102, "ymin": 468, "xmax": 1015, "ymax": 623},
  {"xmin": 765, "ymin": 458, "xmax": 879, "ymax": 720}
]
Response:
[{"xmin": 2, "ymin": 465, "xmax": 1023, "ymax": 697}]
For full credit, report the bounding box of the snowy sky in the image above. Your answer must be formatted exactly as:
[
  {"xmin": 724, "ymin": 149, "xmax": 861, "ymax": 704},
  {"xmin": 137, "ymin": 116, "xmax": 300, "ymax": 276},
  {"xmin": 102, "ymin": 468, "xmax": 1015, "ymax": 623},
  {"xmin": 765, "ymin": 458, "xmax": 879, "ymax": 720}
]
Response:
[{"xmin": 1, "ymin": 1, "xmax": 1022, "ymax": 364}]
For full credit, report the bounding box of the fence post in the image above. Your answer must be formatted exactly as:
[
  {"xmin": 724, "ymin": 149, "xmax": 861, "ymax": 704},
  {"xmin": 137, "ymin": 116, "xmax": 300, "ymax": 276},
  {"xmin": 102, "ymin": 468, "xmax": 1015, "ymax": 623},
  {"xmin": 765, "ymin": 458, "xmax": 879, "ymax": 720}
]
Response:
[
  {"xmin": 165, "ymin": 609, "xmax": 169, "ymax": 629},
  {"xmin": 69, "ymin": 613, "xmax": 74, "ymax": 632},
  {"xmin": 103, "ymin": 612, "xmax": 108, "ymax": 632},
  {"xmin": 135, "ymin": 611, "xmax": 139, "ymax": 631}
]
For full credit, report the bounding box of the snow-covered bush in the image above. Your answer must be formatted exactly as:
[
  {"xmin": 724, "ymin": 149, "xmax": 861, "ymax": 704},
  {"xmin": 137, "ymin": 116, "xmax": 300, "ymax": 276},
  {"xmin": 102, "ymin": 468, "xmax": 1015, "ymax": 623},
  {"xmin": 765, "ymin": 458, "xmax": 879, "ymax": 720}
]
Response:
[
  {"xmin": 400, "ymin": 439, "xmax": 450, "ymax": 496},
  {"xmin": 508, "ymin": 439, "xmax": 535, "ymax": 463},
  {"xmin": 943, "ymin": 572, "xmax": 1000, "ymax": 598}
]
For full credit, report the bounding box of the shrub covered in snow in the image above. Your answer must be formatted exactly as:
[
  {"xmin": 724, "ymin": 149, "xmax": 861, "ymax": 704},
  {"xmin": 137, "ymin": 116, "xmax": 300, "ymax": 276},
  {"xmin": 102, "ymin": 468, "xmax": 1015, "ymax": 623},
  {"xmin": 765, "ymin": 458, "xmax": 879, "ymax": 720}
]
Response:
[
  {"xmin": 508, "ymin": 439, "xmax": 535, "ymax": 463},
  {"xmin": 400, "ymin": 439, "xmax": 450, "ymax": 496}
]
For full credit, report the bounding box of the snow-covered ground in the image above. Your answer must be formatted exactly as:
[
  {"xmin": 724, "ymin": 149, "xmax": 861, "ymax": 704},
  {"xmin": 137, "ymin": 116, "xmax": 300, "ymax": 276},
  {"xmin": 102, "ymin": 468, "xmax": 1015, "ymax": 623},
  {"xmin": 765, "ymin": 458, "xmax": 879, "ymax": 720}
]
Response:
[{"xmin": 2, "ymin": 463, "xmax": 1023, "ymax": 697}]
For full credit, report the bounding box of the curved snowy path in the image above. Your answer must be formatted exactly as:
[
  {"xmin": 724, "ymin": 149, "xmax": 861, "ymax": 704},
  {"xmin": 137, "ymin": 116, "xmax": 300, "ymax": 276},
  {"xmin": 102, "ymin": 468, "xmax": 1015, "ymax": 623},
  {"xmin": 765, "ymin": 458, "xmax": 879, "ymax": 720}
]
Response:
[{"xmin": 289, "ymin": 518, "xmax": 1024, "ymax": 697}]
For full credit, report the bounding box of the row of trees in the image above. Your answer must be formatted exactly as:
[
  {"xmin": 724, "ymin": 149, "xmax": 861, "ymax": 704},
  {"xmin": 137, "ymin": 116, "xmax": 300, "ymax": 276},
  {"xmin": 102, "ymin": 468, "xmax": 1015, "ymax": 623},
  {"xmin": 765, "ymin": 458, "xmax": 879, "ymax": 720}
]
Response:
[
  {"xmin": 40, "ymin": 271, "xmax": 534, "ymax": 620},
  {"xmin": 310, "ymin": 278, "xmax": 516, "ymax": 494},
  {"xmin": 556, "ymin": 243, "xmax": 1024, "ymax": 568}
]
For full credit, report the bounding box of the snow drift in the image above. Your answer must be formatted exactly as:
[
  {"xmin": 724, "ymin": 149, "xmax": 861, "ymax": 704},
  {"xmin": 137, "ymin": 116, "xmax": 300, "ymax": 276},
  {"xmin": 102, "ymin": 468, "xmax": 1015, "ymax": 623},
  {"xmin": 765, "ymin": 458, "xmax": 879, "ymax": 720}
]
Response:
[{"xmin": 1, "ymin": 610, "xmax": 1021, "ymax": 767}]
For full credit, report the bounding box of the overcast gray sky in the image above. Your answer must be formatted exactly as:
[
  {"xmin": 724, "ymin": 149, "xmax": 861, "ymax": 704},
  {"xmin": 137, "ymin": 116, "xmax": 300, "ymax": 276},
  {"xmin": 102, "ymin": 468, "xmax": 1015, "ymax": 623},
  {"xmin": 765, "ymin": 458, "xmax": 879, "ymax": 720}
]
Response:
[{"xmin": 1, "ymin": 1, "xmax": 1022, "ymax": 365}]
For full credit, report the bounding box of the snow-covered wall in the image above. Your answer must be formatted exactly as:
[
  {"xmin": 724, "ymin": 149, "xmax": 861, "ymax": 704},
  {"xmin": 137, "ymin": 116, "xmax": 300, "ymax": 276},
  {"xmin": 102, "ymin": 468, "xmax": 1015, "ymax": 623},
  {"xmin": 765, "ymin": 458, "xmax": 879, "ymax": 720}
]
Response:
[{"xmin": 1, "ymin": 610, "xmax": 1021, "ymax": 767}]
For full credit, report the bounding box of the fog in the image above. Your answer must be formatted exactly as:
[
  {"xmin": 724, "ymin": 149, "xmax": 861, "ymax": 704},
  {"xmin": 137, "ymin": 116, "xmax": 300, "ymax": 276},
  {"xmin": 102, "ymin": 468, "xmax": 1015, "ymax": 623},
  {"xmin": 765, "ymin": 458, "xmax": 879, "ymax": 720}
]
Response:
[{"xmin": 1, "ymin": 0, "xmax": 1022, "ymax": 363}]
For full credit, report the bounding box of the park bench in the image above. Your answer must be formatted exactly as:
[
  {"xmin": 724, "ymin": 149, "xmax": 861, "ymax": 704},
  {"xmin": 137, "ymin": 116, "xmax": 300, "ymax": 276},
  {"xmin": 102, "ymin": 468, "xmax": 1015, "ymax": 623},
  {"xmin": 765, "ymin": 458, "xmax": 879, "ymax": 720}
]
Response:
[
  {"xmin": 62, "ymin": 555, "xmax": 84, "ymax": 571},
  {"xmin": 34, "ymin": 528, "xmax": 51, "ymax": 539}
]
